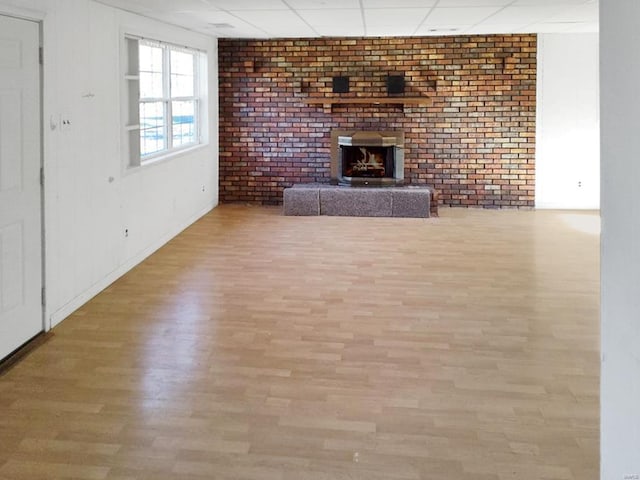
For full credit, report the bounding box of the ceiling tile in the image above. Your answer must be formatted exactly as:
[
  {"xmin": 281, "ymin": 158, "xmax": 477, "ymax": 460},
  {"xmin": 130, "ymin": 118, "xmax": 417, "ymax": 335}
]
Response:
[
  {"xmin": 229, "ymin": 8, "xmax": 307, "ymax": 26},
  {"xmin": 366, "ymin": 25, "xmax": 426, "ymax": 36},
  {"xmin": 229, "ymin": 9, "xmax": 318, "ymax": 36},
  {"xmin": 362, "ymin": 0, "xmax": 437, "ymax": 6},
  {"xmin": 465, "ymin": 24, "xmax": 517, "ymax": 34},
  {"xmin": 364, "ymin": 8, "xmax": 431, "ymax": 28},
  {"xmin": 424, "ymin": 6, "xmax": 502, "ymax": 25},
  {"xmin": 511, "ymin": 0, "xmax": 589, "ymax": 5},
  {"xmin": 415, "ymin": 24, "xmax": 472, "ymax": 35},
  {"xmin": 284, "ymin": 0, "xmax": 360, "ymax": 8},
  {"xmin": 205, "ymin": 23, "xmax": 270, "ymax": 37},
  {"xmin": 134, "ymin": 0, "xmax": 214, "ymax": 12},
  {"xmin": 297, "ymin": 9, "xmax": 362, "ymax": 27},
  {"xmin": 262, "ymin": 26, "xmax": 319, "ymax": 36},
  {"xmin": 95, "ymin": 0, "xmax": 156, "ymax": 13},
  {"xmin": 315, "ymin": 24, "xmax": 366, "ymax": 36},
  {"xmin": 483, "ymin": 5, "xmax": 573, "ymax": 24},
  {"xmin": 435, "ymin": 0, "xmax": 512, "ymax": 6},
  {"xmin": 195, "ymin": 10, "xmax": 250, "ymax": 23},
  {"xmin": 207, "ymin": 0, "xmax": 286, "ymax": 10}
]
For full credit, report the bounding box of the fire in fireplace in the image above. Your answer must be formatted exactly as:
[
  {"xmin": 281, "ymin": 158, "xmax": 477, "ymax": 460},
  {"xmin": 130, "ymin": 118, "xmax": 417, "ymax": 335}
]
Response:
[
  {"xmin": 331, "ymin": 130, "xmax": 404, "ymax": 187},
  {"xmin": 342, "ymin": 146, "xmax": 391, "ymax": 178}
]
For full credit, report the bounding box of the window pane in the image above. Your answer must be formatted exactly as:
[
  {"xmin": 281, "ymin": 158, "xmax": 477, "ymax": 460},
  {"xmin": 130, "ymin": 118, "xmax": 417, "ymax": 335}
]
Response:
[
  {"xmin": 140, "ymin": 102, "xmax": 166, "ymax": 156},
  {"xmin": 170, "ymin": 50, "xmax": 194, "ymax": 76},
  {"xmin": 140, "ymin": 43, "xmax": 163, "ymax": 71},
  {"xmin": 140, "ymin": 72, "xmax": 163, "ymax": 99},
  {"xmin": 172, "ymin": 100, "xmax": 196, "ymax": 147},
  {"xmin": 139, "ymin": 44, "xmax": 164, "ymax": 99},
  {"xmin": 170, "ymin": 50, "xmax": 194, "ymax": 97},
  {"xmin": 171, "ymin": 74, "xmax": 194, "ymax": 98}
]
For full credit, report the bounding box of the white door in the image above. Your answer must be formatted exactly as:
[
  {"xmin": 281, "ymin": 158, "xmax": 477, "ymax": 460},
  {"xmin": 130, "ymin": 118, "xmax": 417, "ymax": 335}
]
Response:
[{"xmin": 0, "ymin": 15, "xmax": 42, "ymax": 360}]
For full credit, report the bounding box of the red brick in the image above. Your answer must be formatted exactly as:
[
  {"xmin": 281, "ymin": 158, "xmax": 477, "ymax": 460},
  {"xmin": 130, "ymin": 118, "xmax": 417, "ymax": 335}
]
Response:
[{"xmin": 219, "ymin": 34, "xmax": 536, "ymax": 208}]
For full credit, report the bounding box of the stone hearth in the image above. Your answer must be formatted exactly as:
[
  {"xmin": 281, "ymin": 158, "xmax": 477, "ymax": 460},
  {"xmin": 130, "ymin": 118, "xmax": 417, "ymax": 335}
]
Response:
[{"xmin": 283, "ymin": 184, "xmax": 437, "ymax": 218}]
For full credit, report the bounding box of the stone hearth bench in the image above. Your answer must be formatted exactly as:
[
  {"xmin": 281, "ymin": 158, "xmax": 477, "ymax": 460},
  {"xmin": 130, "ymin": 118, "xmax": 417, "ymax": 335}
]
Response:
[{"xmin": 283, "ymin": 184, "xmax": 437, "ymax": 218}]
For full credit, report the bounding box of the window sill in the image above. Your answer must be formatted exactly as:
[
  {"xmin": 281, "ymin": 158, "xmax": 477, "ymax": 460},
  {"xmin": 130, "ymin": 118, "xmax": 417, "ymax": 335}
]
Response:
[{"xmin": 126, "ymin": 143, "xmax": 209, "ymax": 173}]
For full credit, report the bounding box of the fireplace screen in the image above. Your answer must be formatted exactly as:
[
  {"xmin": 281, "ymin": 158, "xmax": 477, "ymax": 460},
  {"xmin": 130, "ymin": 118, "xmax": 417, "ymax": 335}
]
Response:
[
  {"xmin": 341, "ymin": 146, "xmax": 394, "ymax": 179},
  {"xmin": 332, "ymin": 130, "xmax": 404, "ymax": 186}
]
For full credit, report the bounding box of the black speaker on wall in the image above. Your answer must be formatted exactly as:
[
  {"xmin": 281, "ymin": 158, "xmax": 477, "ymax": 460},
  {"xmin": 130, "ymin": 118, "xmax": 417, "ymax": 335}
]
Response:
[
  {"xmin": 387, "ymin": 75, "xmax": 405, "ymax": 95},
  {"xmin": 332, "ymin": 76, "xmax": 350, "ymax": 93}
]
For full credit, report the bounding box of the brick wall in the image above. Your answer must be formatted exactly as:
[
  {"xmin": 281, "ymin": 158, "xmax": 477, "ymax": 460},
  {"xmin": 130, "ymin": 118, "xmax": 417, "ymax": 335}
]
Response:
[{"xmin": 219, "ymin": 35, "xmax": 536, "ymax": 207}]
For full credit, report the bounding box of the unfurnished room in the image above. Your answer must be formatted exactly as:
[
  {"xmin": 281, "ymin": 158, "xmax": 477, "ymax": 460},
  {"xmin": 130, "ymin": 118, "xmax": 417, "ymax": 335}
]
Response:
[{"xmin": 0, "ymin": 0, "xmax": 638, "ymax": 479}]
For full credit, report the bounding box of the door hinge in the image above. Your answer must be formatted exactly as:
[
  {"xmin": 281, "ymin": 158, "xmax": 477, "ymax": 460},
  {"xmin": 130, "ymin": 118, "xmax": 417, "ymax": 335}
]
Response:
[
  {"xmin": 41, "ymin": 286, "xmax": 46, "ymax": 306},
  {"xmin": 40, "ymin": 167, "xmax": 44, "ymax": 187},
  {"xmin": 39, "ymin": 47, "xmax": 43, "ymax": 65}
]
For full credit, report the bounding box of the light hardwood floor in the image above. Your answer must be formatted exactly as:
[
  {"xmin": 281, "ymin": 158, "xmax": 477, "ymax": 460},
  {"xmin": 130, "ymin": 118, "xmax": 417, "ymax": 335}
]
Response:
[{"xmin": 0, "ymin": 206, "xmax": 600, "ymax": 480}]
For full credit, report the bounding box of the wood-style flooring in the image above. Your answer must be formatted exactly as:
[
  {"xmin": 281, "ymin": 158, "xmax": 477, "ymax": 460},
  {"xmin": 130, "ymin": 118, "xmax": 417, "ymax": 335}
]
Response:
[{"xmin": 0, "ymin": 206, "xmax": 600, "ymax": 480}]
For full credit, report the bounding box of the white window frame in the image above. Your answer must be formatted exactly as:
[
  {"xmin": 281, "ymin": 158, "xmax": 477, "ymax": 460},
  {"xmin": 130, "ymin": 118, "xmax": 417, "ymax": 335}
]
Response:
[{"xmin": 122, "ymin": 34, "xmax": 206, "ymax": 168}]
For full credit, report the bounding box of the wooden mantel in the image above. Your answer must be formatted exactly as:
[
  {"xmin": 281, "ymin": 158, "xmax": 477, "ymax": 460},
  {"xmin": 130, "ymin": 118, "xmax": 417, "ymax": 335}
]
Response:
[{"xmin": 301, "ymin": 96, "xmax": 432, "ymax": 113}]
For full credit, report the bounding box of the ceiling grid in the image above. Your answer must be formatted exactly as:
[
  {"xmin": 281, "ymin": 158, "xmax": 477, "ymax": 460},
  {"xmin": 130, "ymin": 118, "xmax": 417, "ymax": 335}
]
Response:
[{"xmin": 96, "ymin": 0, "xmax": 598, "ymax": 38}]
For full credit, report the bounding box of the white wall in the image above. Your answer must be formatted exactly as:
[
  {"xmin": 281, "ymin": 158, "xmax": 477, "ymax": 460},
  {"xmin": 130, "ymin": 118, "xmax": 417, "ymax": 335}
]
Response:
[
  {"xmin": 536, "ymin": 33, "xmax": 600, "ymax": 209},
  {"xmin": 0, "ymin": 0, "xmax": 219, "ymax": 328},
  {"xmin": 600, "ymin": 1, "xmax": 640, "ymax": 478}
]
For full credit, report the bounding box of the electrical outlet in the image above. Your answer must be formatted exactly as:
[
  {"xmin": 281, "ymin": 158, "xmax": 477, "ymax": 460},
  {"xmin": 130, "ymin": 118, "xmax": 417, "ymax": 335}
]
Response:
[
  {"xmin": 61, "ymin": 115, "xmax": 72, "ymax": 132},
  {"xmin": 124, "ymin": 228, "xmax": 129, "ymax": 238}
]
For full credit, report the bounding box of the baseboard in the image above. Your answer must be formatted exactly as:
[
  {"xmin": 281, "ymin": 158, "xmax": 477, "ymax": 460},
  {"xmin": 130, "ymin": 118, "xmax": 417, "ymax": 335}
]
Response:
[{"xmin": 47, "ymin": 202, "xmax": 217, "ymax": 329}]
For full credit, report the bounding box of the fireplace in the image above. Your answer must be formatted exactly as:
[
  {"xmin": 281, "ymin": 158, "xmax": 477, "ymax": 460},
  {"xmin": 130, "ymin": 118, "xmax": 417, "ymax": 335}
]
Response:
[{"xmin": 331, "ymin": 130, "xmax": 404, "ymax": 187}]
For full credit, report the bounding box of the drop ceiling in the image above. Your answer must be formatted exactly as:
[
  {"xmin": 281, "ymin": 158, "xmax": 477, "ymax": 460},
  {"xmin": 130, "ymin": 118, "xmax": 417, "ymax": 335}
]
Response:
[{"xmin": 97, "ymin": 0, "xmax": 598, "ymax": 38}]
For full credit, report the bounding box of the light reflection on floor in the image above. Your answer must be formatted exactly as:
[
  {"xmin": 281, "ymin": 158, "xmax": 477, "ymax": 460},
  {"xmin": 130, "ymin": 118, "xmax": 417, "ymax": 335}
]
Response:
[{"xmin": 559, "ymin": 212, "xmax": 601, "ymax": 236}]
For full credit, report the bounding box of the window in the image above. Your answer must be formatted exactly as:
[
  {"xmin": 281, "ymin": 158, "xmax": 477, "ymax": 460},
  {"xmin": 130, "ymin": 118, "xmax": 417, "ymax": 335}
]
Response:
[{"xmin": 124, "ymin": 36, "xmax": 206, "ymax": 166}]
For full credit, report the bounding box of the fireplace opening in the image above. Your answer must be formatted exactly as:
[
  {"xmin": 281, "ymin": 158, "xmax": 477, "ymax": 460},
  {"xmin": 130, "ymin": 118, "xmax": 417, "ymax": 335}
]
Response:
[
  {"xmin": 341, "ymin": 146, "xmax": 394, "ymax": 179},
  {"xmin": 331, "ymin": 130, "xmax": 404, "ymax": 187}
]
